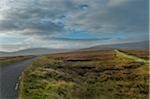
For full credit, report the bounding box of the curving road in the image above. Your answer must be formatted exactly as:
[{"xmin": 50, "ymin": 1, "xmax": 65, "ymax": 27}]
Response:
[{"xmin": 0, "ymin": 57, "xmax": 38, "ymax": 99}]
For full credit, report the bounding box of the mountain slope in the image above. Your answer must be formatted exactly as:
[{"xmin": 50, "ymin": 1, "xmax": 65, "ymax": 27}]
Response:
[
  {"xmin": 84, "ymin": 41, "xmax": 149, "ymax": 51},
  {"xmin": 0, "ymin": 48, "xmax": 72, "ymax": 57},
  {"xmin": 0, "ymin": 41, "xmax": 149, "ymax": 57}
]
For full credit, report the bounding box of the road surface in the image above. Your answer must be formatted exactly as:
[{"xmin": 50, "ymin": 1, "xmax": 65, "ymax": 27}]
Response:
[{"xmin": 0, "ymin": 57, "xmax": 38, "ymax": 99}]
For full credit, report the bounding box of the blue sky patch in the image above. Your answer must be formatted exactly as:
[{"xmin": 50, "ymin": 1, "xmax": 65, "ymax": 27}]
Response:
[{"xmin": 79, "ymin": 4, "xmax": 89, "ymax": 10}]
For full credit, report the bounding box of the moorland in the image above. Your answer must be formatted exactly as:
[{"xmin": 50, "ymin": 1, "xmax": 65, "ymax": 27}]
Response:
[{"xmin": 20, "ymin": 49, "xmax": 149, "ymax": 99}]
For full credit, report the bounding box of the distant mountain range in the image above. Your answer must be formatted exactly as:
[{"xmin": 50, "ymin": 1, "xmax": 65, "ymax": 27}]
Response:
[
  {"xmin": 83, "ymin": 41, "xmax": 149, "ymax": 51},
  {"xmin": 0, "ymin": 41, "xmax": 149, "ymax": 57},
  {"xmin": 0, "ymin": 48, "xmax": 73, "ymax": 57}
]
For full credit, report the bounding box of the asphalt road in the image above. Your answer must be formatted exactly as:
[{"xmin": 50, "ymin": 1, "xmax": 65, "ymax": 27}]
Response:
[{"xmin": 0, "ymin": 57, "xmax": 38, "ymax": 99}]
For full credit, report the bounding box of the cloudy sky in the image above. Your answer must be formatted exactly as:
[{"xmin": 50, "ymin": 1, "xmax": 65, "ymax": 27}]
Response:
[{"xmin": 0, "ymin": 0, "xmax": 149, "ymax": 52}]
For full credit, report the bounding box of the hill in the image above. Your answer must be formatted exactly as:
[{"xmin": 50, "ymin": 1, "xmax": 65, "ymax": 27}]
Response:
[
  {"xmin": 0, "ymin": 48, "xmax": 72, "ymax": 57},
  {"xmin": 0, "ymin": 41, "xmax": 149, "ymax": 57},
  {"xmin": 84, "ymin": 41, "xmax": 149, "ymax": 51}
]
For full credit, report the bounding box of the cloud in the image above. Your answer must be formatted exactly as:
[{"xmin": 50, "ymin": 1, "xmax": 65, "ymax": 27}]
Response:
[
  {"xmin": 0, "ymin": 0, "xmax": 148, "ymax": 51},
  {"xmin": 0, "ymin": 44, "xmax": 27, "ymax": 52},
  {"xmin": 0, "ymin": 0, "xmax": 148, "ymax": 36},
  {"xmin": 68, "ymin": 0, "xmax": 148, "ymax": 35},
  {"xmin": 36, "ymin": 36, "xmax": 111, "ymax": 42}
]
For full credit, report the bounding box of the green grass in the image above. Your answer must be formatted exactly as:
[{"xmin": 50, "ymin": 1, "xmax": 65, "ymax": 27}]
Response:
[
  {"xmin": 114, "ymin": 50, "xmax": 149, "ymax": 63},
  {"xmin": 20, "ymin": 50, "xmax": 149, "ymax": 99}
]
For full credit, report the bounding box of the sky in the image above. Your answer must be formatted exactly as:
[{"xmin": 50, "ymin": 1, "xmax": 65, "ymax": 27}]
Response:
[{"xmin": 0, "ymin": 0, "xmax": 149, "ymax": 52}]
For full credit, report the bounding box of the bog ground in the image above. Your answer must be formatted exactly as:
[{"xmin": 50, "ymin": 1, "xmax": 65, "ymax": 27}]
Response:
[{"xmin": 20, "ymin": 50, "xmax": 149, "ymax": 99}]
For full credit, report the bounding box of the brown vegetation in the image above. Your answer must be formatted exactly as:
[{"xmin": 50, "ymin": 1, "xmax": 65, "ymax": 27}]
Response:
[{"xmin": 20, "ymin": 50, "xmax": 149, "ymax": 99}]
